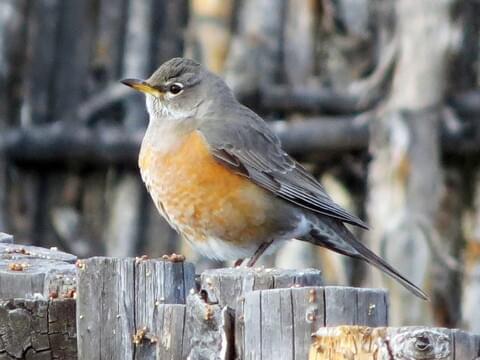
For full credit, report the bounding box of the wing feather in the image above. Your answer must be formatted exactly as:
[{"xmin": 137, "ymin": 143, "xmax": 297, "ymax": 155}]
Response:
[{"xmin": 198, "ymin": 106, "xmax": 369, "ymax": 230}]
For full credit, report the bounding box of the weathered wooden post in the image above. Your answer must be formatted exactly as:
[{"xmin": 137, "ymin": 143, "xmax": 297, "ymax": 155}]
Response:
[
  {"xmin": 243, "ymin": 286, "xmax": 388, "ymax": 360},
  {"xmin": 195, "ymin": 267, "xmax": 323, "ymax": 359},
  {"xmin": 309, "ymin": 326, "xmax": 480, "ymax": 359},
  {"xmin": 76, "ymin": 256, "xmax": 195, "ymax": 359},
  {"xmin": 0, "ymin": 234, "xmax": 78, "ymax": 359}
]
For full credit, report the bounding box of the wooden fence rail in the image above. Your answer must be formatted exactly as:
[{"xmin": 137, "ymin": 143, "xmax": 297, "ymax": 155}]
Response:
[{"xmin": 0, "ymin": 233, "xmax": 478, "ymax": 360}]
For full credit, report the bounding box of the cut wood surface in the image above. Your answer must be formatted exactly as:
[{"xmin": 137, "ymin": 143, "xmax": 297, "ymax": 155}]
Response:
[
  {"xmin": 0, "ymin": 241, "xmax": 77, "ymax": 299},
  {"xmin": 243, "ymin": 286, "xmax": 388, "ymax": 360},
  {"xmin": 309, "ymin": 326, "xmax": 480, "ymax": 360}
]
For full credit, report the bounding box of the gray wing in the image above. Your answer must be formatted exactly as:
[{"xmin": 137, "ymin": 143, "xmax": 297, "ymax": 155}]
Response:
[{"xmin": 198, "ymin": 105, "xmax": 369, "ymax": 230}]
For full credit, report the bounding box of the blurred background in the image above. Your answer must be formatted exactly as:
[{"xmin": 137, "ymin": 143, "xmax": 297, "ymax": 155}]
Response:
[{"xmin": 0, "ymin": 0, "xmax": 479, "ymax": 329}]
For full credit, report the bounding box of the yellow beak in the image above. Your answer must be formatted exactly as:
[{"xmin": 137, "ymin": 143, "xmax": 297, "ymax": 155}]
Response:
[{"xmin": 121, "ymin": 78, "xmax": 163, "ymax": 97}]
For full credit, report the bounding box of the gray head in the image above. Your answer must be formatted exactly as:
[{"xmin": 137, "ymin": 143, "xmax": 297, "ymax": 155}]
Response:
[{"xmin": 121, "ymin": 58, "xmax": 233, "ymax": 121}]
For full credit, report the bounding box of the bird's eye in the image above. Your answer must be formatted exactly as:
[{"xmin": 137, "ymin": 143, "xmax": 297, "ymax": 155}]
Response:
[{"xmin": 168, "ymin": 83, "xmax": 183, "ymax": 95}]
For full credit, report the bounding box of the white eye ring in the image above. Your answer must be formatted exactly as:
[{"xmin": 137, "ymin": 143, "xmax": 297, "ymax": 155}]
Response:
[{"xmin": 167, "ymin": 82, "xmax": 184, "ymax": 96}]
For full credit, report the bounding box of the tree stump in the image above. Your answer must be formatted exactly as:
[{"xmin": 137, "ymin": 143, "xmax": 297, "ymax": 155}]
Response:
[
  {"xmin": 243, "ymin": 286, "xmax": 388, "ymax": 360},
  {"xmin": 309, "ymin": 326, "xmax": 480, "ymax": 359},
  {"xmin": 76, "ymin": 257, "xmax": 195, "ymax": 360}
]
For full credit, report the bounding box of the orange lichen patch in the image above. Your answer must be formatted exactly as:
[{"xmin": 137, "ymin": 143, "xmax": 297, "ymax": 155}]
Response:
[
  {"xmin": 309, "ymin": 326, "xmax": 387, "ymax": 360},
  {"xmin": 5, "ymin": 247, "xmax": 30, "ymax": 255},
  {"xmin": 135, "ymin": 255, "xmax": 150, "ymax": 264},
  {"xmin": 161, "ymin": 253, "xmax": 185, "ymax": 262},
  {"xmin": 63, "ymin": 288, "xmax": 76, "ymax": 299},
  {"xmin": 8, "ymin": 262, "xmax": 28, "ymax": 271},
  {"xmin": 75, "ymin": 260, "xmax": 86, "ymax": 270},
  {"xmin": 139, "ymin": 131, "xmax": 276, "ymax": 245},
  {"xmin": 133, "ymin": 327, "xmax": 148, "ymax": 345},
  {"xmin": 204, "ymin": 304, "xmax": 214, "ymax": 321}
]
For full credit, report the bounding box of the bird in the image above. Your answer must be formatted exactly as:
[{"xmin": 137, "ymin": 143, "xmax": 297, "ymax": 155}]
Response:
[{"xmin": 121, "ymin": 57, "xmax": 428, "ymax": 300}]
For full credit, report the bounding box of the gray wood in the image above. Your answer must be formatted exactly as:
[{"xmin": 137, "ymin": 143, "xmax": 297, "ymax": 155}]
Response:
[
  {"xmin": 386, "ymin": 327, "xmax": 454, "ymax": 360},
  {"xmin": 324, "ymin": 286, "xmax": 358, "ymax": 326},
  {"xmin": 224, "ymin": 0, "xmax": 284, "ymax": 98},
  {"xmin": 52, "ymin": 0, "xmax": 94, "ymax": 121},
  {"xmin": 0, "ymin": 298, "xmax": 76, "ymax": 359},
  {"xmin": 105, "ymin": 0, "xmax": 154, "ymax": 259},
  {"xmin": 0, "ymin": 244, "xmax": 76, "ymax": 299},
  {"xmin": 0, "ymin": 0, "xmax": 27, "ymax": 126},
  {"xmin": 76, "ymin": 257, "xmax": 135, "ymax": 360},
  {"xmin": 152, "ymin": 0, "xmax": 188, "ymax": 65},
  {"xmin": 453, "ymin": 329, "xmax": 480, "ymax": 360},
  {"xmin": 243, "ymin": 290, "xmax": 261, "ymax": 360},
  {"xmin": 356, "ymin": 287, "xmax": 389, "ymax": 327},
  {"xmin": 77, "ymin": 257, "xmax": 195, "ymax": 360},
  {"xmin": 323, "ymin": 286, "xmax": 388, "ymax": 327},
  {"xmin": 183, "ymin": 293, "xmax": 233, "ymax": 360},
  {"xmin": 200, "ymin": 267, "xmax": 322, "ymax": 309},
  {"xmin": 291, "ymin": 287, "xmax": 325, "ymax": 359},
  {"xmin": 201, "ymin": 267, "xmax": 322, "ymax": 359},
  {"xmin": 0, "ymin": 243, "xmax": 77, "ymax": 263},
  {"xmin": 246, "ymin": 287, "xmax": 324, "ymax": 359},
  {"xmin": 96, "ymin": 0, "xmax": 127, "ymax": 82},
  {"xmin": 134, "ymin": 259, "xmax": 194, "ymax": 358},
  {"xmin": 243, "ymin": 286, "xmax": 388, "ymax": 360},
  {"xmin": 243, "ymin": 287, "xmax": 325, "ymax": 360},
  {"xmin": 3, "ymin": 114, "xmax": 479, "ymax": 167},
  {"xmin": 367, "ymin": 0, "xmax": 459, "ymax": 327},
  {"xmin": 0, "ymin": 233, "xmax": 13, "ymax": 244},
  {"xmin": 157, "ymin": 304, "xmax": 187, "ymax": 360},
  {"xmin": 22, "ymin": 0, "xmax": 60, "ymax": 124},
  {"xmin": 260, "ymin": 289, "xmax": 294, "ymax": 360}
]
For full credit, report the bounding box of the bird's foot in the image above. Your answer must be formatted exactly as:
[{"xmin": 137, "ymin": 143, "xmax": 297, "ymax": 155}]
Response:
[
  {"xmin": 233, "ymin": 258, "xmax": 244, "ymax": 267},
  {"xmin": 246, "ymin": 241, "xmax": 273, "ymax": 267}
]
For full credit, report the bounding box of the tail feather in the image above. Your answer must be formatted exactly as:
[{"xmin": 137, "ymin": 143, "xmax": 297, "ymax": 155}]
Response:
[{"xmin": 305, "ymin": 220, "xmax": 429, "ymax": 301}]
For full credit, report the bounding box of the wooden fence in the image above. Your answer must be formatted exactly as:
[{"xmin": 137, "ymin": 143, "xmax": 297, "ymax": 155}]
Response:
[
  {"xmin": 0, "ymin": 233, "xmax": 478, "ymax": 359},
  {"xmin": 1, "ymin": 0, "xmax": 480, "ymax": 335}
]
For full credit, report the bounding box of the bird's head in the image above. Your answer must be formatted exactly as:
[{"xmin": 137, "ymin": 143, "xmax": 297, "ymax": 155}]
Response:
[{"xmin": 121, "ymin": 58, "xmax": 232, "ymax": 122}]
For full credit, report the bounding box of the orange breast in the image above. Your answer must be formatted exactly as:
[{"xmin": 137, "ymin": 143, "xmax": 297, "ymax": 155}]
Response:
[{"xmin": 139, "ymin": 131, "xmax": 274, "ymax": 244}]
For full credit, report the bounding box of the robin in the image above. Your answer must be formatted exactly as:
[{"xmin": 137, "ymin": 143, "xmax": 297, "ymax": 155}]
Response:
[{"xmin": 121, "ymin": 57, "xmax": 427, "ymax": 300}]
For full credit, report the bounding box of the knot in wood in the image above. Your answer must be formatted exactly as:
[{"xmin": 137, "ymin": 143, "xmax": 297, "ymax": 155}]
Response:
[
  {"xmin": 161, "ymin": 253, "xmax": 185, "ymax": 262},
  {"xmin": 390, "ymin": 329, "xmax": 450, "ymax": 359}
]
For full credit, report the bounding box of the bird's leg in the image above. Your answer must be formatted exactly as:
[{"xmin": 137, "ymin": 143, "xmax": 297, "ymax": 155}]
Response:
[
  {"xmin": 246, "ymin": 241, "xmax": 273, "ymax": 267},
  {"xmin": 233, "ymin": 258, "xmax": 244, "ymax": 267}
]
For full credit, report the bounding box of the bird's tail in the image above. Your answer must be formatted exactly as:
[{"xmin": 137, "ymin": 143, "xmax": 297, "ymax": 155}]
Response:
[{"xmin": 301, "ymin": 218, "xmax": 429, "ymax": 301}]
